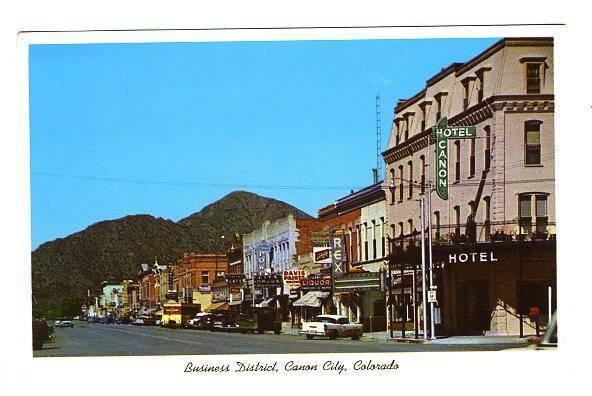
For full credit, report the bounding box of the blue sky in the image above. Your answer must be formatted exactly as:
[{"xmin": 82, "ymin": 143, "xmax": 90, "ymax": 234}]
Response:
[{"xmin": 29, "ymin": 37, "xmax": 499, "ymax": 249}]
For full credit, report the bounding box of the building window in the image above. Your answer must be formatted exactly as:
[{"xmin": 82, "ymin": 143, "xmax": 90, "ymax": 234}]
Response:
[
  {"xmin": 484, "ymin": 196, "xmax": 491, "ymax": 239},
  {"xmin": 535, "ymin": 195, "xmax": 548, "ymax": 233},
  {"xmin": 420, "ymin": 155, "xmax": 426, "ymax": 194},
  {"xmin": 462, "ymin": 80, "xmax": 470, "ymax": 110},
  {"xmin": 454, "ymin": 140, "xmax": 461, "ymax": 183},
  {"xmin": 404, "ymin": 117, "xmax": 409, "ymax": 141},
  {"xmin": 477, "ymin": 71, "xmax": 485, "ymax": 102},
  {"xmin": 420, "ymin": 105, "xmax": 426, "ymax": 131},
  {"xmin": 526, "ymin": 63, "xmax": 541, "ymax": 94},
  {"xmin": 435, "ymin": 96, "xmax": 442, "ymax": 121},
  {"xmin": 216, "ymin": 271, "xmax": 225, "ymax": 280},
  {"xmin": 398, "ymin": 165, "xmax": 404, "ymax": 202},
  {"xmin": 525, "ymin": 121, "xmax": 542, "ymax": 165},
  {"xmin": 395, "ymin": 120, "xmax": 401, "ymax": 146},
  {"xmin": 484, "ymin": 126, "xmax": 491, "ymax": 170},
  {"xmin": 364, "ymin": 223, "xmax": 369, "ymax": 261},
  {"xmin": 434, "ymin": 211, "xmax": 440, "ymax": 240},
  {"xmin": 201, "ymin": 271, "xmax": 209, "ymax": 284},
  {"xmin": 454, "ymin": 205, "xmax": 461, "ymax": 236},
  {"xmin": 381, "ymin": 219, "xmax": 385, "ymax": 257},
  {"xmin": 408, "ymin": 219, "xmax": 415, "ymax": 245},
  {"xmin": 372, "ymin": 221, "xmax": 377, "ymax": 260},
  {"xmin": 519, "ymin": 194, "xmax": 532, "ymax": 236},
  {"xmin": 469, "ymin": 138, "xmax": 476, "ymax": 177},
  {"xmin": 356, "ymin": 225, "xmax": 361, "ymax": 263},
  {"xmin": 408, "ymin": 160, "xmax": 413, "ymax": 199},
  {"xmin": 389, "ymin": 168, "xmax": 396, "ymax": 204}
]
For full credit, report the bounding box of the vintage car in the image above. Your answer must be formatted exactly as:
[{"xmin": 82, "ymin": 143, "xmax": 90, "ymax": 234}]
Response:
[
  {"xmin": 188, "ymin": 313, "xmax": 214, "ymax": 330},
  {"xmin": 55, "ymin": 319, "xmax": 74, "ymax": 328},
  {"xmin": 300, "ymin": 314, "xmax": 363, "ymax": 340}
]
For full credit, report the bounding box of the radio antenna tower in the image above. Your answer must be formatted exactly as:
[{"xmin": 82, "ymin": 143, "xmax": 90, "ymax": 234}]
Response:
[{"xmin": 375, "ymin": 94, "xmax": 382, "ymax": 183}]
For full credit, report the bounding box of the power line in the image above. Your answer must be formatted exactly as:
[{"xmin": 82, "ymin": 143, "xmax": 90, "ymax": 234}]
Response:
[{"xmin": 31, "ymin": 171, "xmax": 366, "ymax": 191}]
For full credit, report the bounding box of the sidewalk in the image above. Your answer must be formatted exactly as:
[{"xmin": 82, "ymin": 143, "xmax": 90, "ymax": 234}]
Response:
[{"xmin": 281, "ymin": 324, "xmax": 529, "ymax": 344}]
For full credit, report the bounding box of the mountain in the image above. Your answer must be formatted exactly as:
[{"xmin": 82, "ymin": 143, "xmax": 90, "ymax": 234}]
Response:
[{"xmin": 31, "ymin": 191, "xmax": 312, "ymax": 317}]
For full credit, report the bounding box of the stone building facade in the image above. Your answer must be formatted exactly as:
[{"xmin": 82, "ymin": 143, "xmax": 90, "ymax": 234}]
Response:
[{"xmin": 382, "ymin": 37, "xmax": 555, "ymax": 336}]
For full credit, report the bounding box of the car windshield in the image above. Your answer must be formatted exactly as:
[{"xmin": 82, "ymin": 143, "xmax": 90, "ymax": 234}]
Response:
[{"xmin": 314, "ymin": 316, "xmax": 336, "ymax": 324}]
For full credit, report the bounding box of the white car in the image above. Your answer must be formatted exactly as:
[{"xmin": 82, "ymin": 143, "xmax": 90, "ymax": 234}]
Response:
[
  {"xmin": 55, "ymin": 320, "xmax": 74, "ymax": 328},
  {"xmin": 300, "ymin": 314, "xmax": 363, "ymax": 340}
]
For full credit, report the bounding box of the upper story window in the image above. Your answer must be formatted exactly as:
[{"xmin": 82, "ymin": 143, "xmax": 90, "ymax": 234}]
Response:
[
  {"xmin": 484, "ymin": 126, "xmax": 491, "ymax": 170},
  {"xmin": 434, "ymin": 211, "xmax": 441, "ymax": 239},
  {"xmin": 420, "ymin": 155, "xmax": 426, "ymax": 194},
  {"xmin": 469, "ymin": 138, "xmax": 476, "ymax": 178},
  {"xmin": 477, "ymin": 71, "xmax": 485, "ymax": 102},
  {"xmin": 389, "ymin": 168, "xmax": 396, "ymax": 204},
  {"xmin": 201, "ymin": 271, "xmax": 209, "ymax": 284},
  {"xmin": 454, "ymin": 140, "xmax": 461, "ymax": 183},
  {"xmin": 408, "ymin": 160, "xmax": 413, "ymax": 199},
  {"xmin": 462, "ymin": 80, "xmax": 470, "ymax": 110},
  {"xmin": 434, "ymin": 92, "xmax": 447, "ymax": 122},
  {"xmin": 526, "ymin": 63, "xmax": 541, "ymax": 94},
  {"xmin": 454, "ymin": 205, "xmax": 461, "ymax": 236},
  {"xmin": 525, "ymin": 120, "xmax": 543, "ymax": 166},
  {"xmin": 398, "ymin": 165, "xmax": 404, "ymax": 202}
]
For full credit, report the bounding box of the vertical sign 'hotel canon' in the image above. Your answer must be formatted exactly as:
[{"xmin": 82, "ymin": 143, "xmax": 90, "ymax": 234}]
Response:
[{"xmin": 432, "ymin": 117, "xmax": 477, "ymax": 200}]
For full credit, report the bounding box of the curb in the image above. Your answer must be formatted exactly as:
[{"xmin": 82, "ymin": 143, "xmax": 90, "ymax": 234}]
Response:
[{"xmin": 390, "ymin": 337, "xmax": 426, "ymax": 344}]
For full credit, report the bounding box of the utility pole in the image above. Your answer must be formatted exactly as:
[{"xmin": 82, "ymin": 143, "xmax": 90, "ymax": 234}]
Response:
[
  {"xmin": 388, "ymin": 254, "xmax": 394, "ymax": 339},
  {"xmin": 427, "ymin": 181, "xmax": 436, "ymax": 339},
  {"xmin": 420, "ymin": 197, "xmax": 428, "ymax": 340}
]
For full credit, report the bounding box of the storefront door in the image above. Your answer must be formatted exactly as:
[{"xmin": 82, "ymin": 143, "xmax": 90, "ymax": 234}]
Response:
[{"xmin": 456, "ymin": 279, "xmax": 489, "ymax": 335}]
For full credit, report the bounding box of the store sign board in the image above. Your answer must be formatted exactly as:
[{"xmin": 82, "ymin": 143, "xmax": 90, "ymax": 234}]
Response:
[
  {"xmin": 254, "ymin": 273, "xmax": 283, "ymax": 288},
  {"xmin": 448, "ymin": 251, "xmax": 498, "ymax": 264},
  {"xmin": 225, "ymin": 274, "xmax": 245, "ymax": 285},
  {"xmin": 330, "ymin": 233, "xmax": 346, "ymax": 275},
  {"xmin": 313, "ymin": 247, "xmax": 331, "ymax": 264},
  {"xmin": 197, "ymin": 285, "xmax": 211, "ymax": 293},
  {"xmin": 428, "ymin": 290, "xmax": 437, "ymax": 303},
  {"xmin": 300, "ymin": 276, "xmax": 332, "ymax": 292},
  {"xmin": 283, "ymin": 269, "xmax": 307, "ymax": 290},
  {"xmin": 431, "ymin": 117, "xmax": 477, "ymax": 200}
]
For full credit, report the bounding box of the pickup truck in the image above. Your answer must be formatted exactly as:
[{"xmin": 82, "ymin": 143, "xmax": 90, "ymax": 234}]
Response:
[{"xmin": 300, "ymin": 314, "xmax": 363, "ymax": 340}]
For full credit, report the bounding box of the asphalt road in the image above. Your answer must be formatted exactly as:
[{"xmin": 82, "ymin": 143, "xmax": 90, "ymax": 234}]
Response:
[{"xmin": 34, "ymin": 322, "xmax": 529, "ymax": 357}]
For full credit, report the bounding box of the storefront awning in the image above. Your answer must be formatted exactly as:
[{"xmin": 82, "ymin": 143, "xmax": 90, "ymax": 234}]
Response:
[
  {"xmin": 204, "ymin": 301, "xmax": 229, "ymax": 312},
  {"xmin": 293, "ymin": 291, "xmax": 330, "ymax": 307},
  {"xmin": 255, "ymin": 298, "xmax": 275, "ymax": 308}
]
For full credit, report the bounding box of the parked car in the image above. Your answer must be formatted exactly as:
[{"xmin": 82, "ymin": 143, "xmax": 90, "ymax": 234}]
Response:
[
  {"xmin": 86, "ymin": 316, "xmax": 99, "ymax": 323},
  {"xmin": 300, "ymin": 314, "xmax": 363, "ymax": 340},
  {"xmin": 55, "ymin": 319, "xmax": 74, "ymax": 328},
  {"xmin": 99, "ymin": 317, "xmax": 112, "ymax": 324},
  {"xmin": 188, "ymin": 313, "xmax": 213, "ymax": 330}
]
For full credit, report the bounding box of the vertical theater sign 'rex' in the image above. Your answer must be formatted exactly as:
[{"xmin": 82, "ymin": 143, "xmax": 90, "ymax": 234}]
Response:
[{"xmin": 431, "ymin": 117, "xmax": 477, "ymax": 200}]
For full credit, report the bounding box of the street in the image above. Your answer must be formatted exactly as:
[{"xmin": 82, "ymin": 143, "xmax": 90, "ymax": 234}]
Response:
[{"xmin": 34, "ymin": 322, "xmax": 530, "ymax": 357}]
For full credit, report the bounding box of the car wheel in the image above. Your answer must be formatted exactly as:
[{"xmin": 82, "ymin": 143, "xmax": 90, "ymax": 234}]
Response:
[
  {"xmin": 352, "ymin": 333, "xmax": 361, "ymax": 340},
  {"xmin": 306, "ymin": 334, "xmax": 314, "ymax": 340},
  {"xmin": 257, "ymin": 328, "xmax": 265, "ymax": 334},
  {"xmin": 329, "ymin": 331, "xmax": 338, "ymax": 340},
  {"xmin": 274, "ymin": 329, "xmax": 281, "ymax": 335}
]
